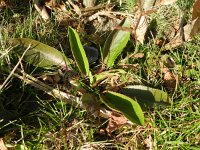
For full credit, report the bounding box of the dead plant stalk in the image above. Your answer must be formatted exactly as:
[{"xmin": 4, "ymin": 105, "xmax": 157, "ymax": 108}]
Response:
[
  {"xmin": 13, "ymin": 69, "xmax": 132, "ymax": 124},
  {"xmin": 0, "ymin": 45, "xmax": 31, "ymax": 92}
]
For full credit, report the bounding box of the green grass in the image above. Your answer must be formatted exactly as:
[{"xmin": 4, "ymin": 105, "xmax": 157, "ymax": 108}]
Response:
[{"xmin": 0, "ymin": 1, "xmax": 200, "ymax": 149}]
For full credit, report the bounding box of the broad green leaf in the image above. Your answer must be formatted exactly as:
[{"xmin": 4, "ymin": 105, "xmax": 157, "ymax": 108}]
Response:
[
  {"xmin": 122, "ymin": 85, "xmax": 171, "ymax": 109},
  {"xmin": 10, "ymin": 38, "xmax": 69, "ymax": 68},
  {"xmin": 102, "ymin": 17, "xmax": 130, "ymax": 67},
  {"xmin": 100, "ymin": 91, "xmax": 144, "ymax": 125},
  {"xmin": 68, "ymin": 27, "xmax": 89, "ymax": 76}
]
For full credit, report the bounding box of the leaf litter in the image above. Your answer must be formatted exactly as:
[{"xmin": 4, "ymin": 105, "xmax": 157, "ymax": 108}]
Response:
[
  {"xmin": 106, "ymin": 111, "xmax": 128, "ymax": 135},
  {"xmin": 0, "ymin": 138, "xmax": 7, "ymax": 150},
  {"xmin": 35, "ymin": 0, "xmax": 198, "ymax": 49}
]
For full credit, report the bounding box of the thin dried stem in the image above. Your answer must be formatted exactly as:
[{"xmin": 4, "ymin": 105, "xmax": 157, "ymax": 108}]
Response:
[
  {"xmin": 13, "ymin": 69, "xmax": 126, "ymax": 123},
  {"xmin": 0, "ymin": 45, "xmax": 31, "ymax": 92},
  {"xmin": 14, "ymin": 69, "xmax": 81, "ymax": 107}
]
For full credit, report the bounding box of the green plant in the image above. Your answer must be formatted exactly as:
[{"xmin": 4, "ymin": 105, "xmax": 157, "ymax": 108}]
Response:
[{"xmin": 10, "ymin": 17, "xmax": 171, "ymax": 126}]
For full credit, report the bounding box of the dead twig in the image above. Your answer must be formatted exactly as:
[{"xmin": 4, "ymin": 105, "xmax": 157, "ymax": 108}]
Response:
[
  {"xmin": 13, "ymin": 69, "xmax": 81, "ymax": 107},
  {"xmin": 0, "ymin": 44, "xmax": 31, "ymax": 92},
  {"xmin": 12, "ymin": 69, "xmax": 133, "ymax": 124}
]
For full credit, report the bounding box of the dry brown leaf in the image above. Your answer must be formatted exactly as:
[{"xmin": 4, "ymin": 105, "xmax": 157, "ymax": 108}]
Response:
[
  {"xmin": 155, "ymin": 0, "xmax": 177, "ymax": 6},
  {"xmin": 44, "ymin": 0, "xmax": 57, "ymax": 8},
  {"xmin": 160, "ymin": 55, "xmax": 177, "ymax": 90},
  {"xmin": 143, "ymin": 0, "xmax": 156, "ymax": 11},
  {"xmin": 68, "ymin": 0, "xmax": 81, "ymax": 16},
  {"xmin": 165, "ymin": 0, "xmax": 200, "ymax": 44},
  {"xmin": 181, "ymin": 0, "xmax": 200, "ymax": 40},
  {"xmin": 0, "ymin": 0, "xmax": 6, "ymax": 9},
  {"xmin": 164, "ymin": 33, "xmax": 183, "ymax": 49},
  {"xmin": 88, "ymin": 11, "xmax": 112, "ymax": 21},
  {"xmin": 132, "ymin": 53, "xmax": 144, "ymax": 58},
  {"xmin": 181, "ymin": 0, "xmax": 200, "ymax": 41},
  {"xmin": 41, "ymin": 75, "xmax": 61, "ymax": 84},
  {"xmin": 106, "ymin": 112, "xmax": 127, "ymax": 135},
  {"xmin": 0, "ymin": 138, "xmax": 7, "ymax": 150},
  {"xmin": 182, "ymin": 17, "xmax": 200, "ymax": 42},
  {"xmin": 136, "ymin": 16, "xmax": 148, "ymax": 44},
  {"xmin": 160, "ymin": 61, "xmax": 177, "ymax": 91},
  {"xmin": 192, "ymin": 0, "xmax": 200, "ymax": 20},
  {"xmin": 143, "ymin": 135, "xmax": 153, "ymax": 150},
  {"xmin": 190, "ymin": 17, "xmax": 200, "ymax": 37},
  {"xmin": 83, "ymin": 0, "xmax": 96, "ymax": 8},
  {"xmin": 34, "ymin": 0, "xmax": 50, "ymax": 20},
  {"xmin": 41, "ymin": 75, "xmax": 53, "ymax": 83},
  {"xmin": 59, "ymin": 3, "xmax": 67, "ymax": 12},
  {"xmin": 44, "ymin": 0, "xmax": 67, "ymax": 11},
  {"xmin": 164, "ymin": 17, "xmax": 185, "ymax": 49},
  {"xmin": 163, "ymin": 70, "xmax": 177, "ymax": 90},
  {"xmin": 155, "ymin": 37, "xmax": 167, "ymax": 47},
  {"xmin": 183, "ymin": 22, "xmax": 193, "ymax": 41}
]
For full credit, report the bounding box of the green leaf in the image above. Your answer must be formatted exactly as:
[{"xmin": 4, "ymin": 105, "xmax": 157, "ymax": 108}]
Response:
[
  {"xmin": 94, "ymin": 69, "xmax": 126, "ymax": 81},
  {"xmin": 10, "ymin": 38, "xmax": 69, "ymax": 68},
  {"xmin": 68, "ymin": 27, "xmax": 90, "ymax": 76},
  {"xmin": 122, "ymin": 85, "xmax": 171, "ymax": 109},
  {"xmin": 102, "ymin": 17, "xmax": 130, "ymax": 67},
  {"xmin": 14, "ymin": 144, "xmax": 28, "ymax": 150},
  {"xmin": 93, "ymin": 69, "xmax": 126, "ymax": 84},
  {"xmin": 100, "ymin": 91, "xmax": 144, "ymax": 125}
]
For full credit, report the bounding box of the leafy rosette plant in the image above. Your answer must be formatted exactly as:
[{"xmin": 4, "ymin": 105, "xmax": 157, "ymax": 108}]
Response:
[{"xmin": 11, "ymin": 17, "xmax": 171, "ymax": 126}]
